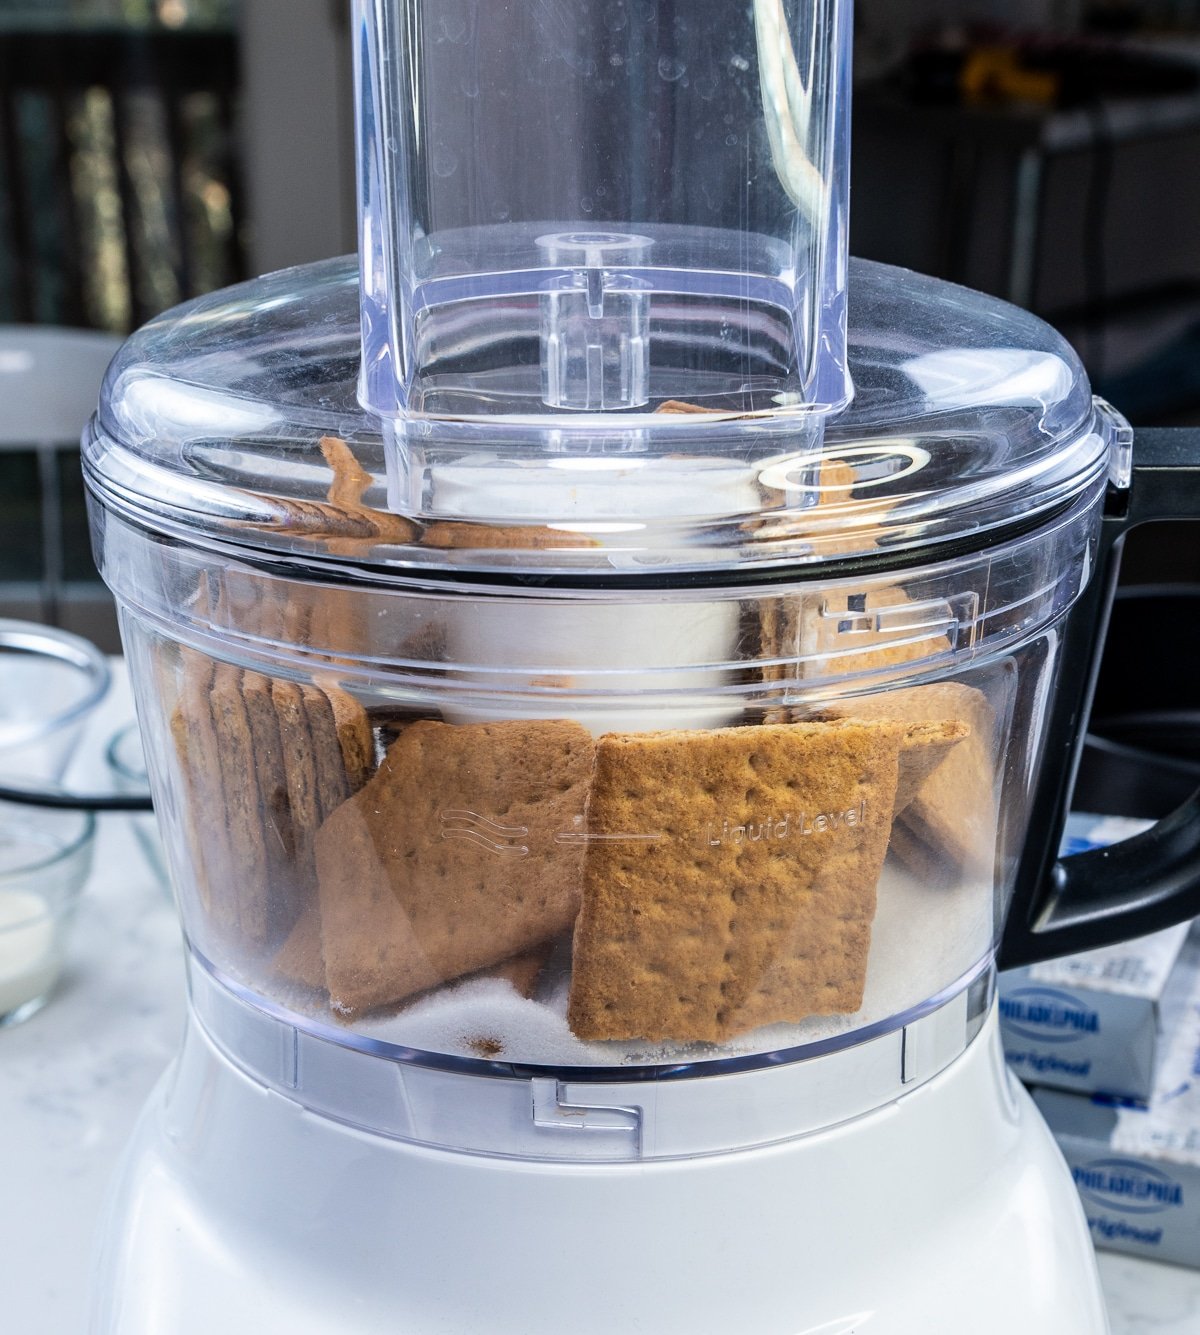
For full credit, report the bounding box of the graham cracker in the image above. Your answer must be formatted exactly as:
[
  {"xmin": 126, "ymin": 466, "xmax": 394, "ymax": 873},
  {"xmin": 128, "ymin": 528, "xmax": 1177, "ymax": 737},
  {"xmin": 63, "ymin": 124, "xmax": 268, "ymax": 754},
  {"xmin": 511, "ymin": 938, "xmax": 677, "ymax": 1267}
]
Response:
[
  {"xmin": 260, "ymin": 675, "xmax": 374, "ymax": 943},
  {"xmin": 209, "ymin": 664, "xmax": 272, "ymax": 945},
  {"xmin": 241, "ymin": 671, "xmax": 295, "ymax": 870},
  {"xmin": 271, "ymin": 678, "xmax": 322, "ymax": 902},
  {"xmin": 172, "ymin": 653, "xmax": 380, "ymax": 963},
  {"xmin": 808, "ymin": 588, "xmax": 953, "ymax": 677},
  {"xmin": 567, "ymin": 718, "xmax": 904, "ymax": 1043},
  {"xmin": 319, "ymin": 436, "xmax": 600, "ymax": 556},
  {"xmin": 758, "ymin": 461, "xmax": 858, "ymax": 698},
  {"xmin": 322, "ymin": 435, "xmax": 587, "ymax": 554},
  {"xmin": 300, "ymin": 683, "xmax": 353, "ymax": 821},
  {"xmin": 247, "ymin": 436, "xmax": 414, "ymax": 557},
  {"xmin": 300, "ymin": 583, "xmax": 364, "ymax": 660},
  {"xmin": 227, "ymin": 581, "xmax": 313, "ymax": 650},
  {"xmin": 255, "ymin": 496, "xmax": 398, "ymax": 542},
  {"xmin": 765, "ymin": 712, "xmax": 968, "ymax": 814},
  {"xmin": 756, "ymin": 454, "xmax": 920, "ymax": 703},
  {"xmin": 892, "ymin": 719, "xmax": 970, "ymax": 814},
  {"xmin": 319, "ymin": 434, "xmax": 414, "ymax": 545},
  {"xmin": 321, "ymin": 435, "xmax": 376, "ymax": 511},
  {"xmin": 317, "ymin": 681, "xmax": 375, "ymax": 794},
  {"xmin": 169, "ymin": 649, "xmax": 226, "ymax": 922},
  {"xmin": 654, "ymin": 399, "xmax": 717, "ymax": 414},
  {"xmin": 816, "ymin": 457, "xmax": 857, "ymax": 497},
  {"xmin": 825, "ymin": 683, "xmax": 997, "ymax": 881},
  {"xmin": 289, "ymin": 437, "xmax": 396, "ymax": 652},
  {"xmin": 758, "ymin": 462, "xmax": 884, "ymax": 715},
  {"xmin": 314, "ymin": 718, "xmax": 596, "ymax": 1016},
  {"xmin": 419, "ymin": 520, "xmax": 600, "ymax": 552}
]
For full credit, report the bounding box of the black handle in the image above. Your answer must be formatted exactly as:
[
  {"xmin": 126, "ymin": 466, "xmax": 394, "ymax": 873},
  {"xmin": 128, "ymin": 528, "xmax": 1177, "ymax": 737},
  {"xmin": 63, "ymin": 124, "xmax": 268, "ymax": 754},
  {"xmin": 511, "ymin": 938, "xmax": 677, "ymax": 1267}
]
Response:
[
  {"xmin": 0, "ymin": 781, "xmax": 154, "ymax": 812},
  {"xmin": 999, "ymin": 421, "xmax": 1200, "ymax": 969}
]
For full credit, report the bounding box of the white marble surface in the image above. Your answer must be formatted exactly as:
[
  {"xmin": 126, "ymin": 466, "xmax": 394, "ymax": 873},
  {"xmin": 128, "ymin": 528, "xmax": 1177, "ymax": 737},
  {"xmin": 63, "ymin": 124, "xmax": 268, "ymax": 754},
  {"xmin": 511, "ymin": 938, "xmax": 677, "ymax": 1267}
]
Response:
[
  {"xmin": 1098, "ymin": 1253, "xmax": 1200, "ymax": 1332},
  {"xmin": 0, "ymin": 668, "xmax": 186, "ymax": 1335},
  {"xmin": 2, "ymin": 664, "xmax": 1199, "ymax": 1333}
]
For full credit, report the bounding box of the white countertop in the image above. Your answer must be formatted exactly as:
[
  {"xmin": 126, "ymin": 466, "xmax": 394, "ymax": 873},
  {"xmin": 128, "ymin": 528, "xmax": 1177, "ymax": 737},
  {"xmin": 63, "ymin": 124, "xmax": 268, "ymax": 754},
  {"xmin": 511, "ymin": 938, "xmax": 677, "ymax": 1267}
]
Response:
[{"xmin": 1, "ymin": 665, "xmax": 1199, "ymax": 1333}]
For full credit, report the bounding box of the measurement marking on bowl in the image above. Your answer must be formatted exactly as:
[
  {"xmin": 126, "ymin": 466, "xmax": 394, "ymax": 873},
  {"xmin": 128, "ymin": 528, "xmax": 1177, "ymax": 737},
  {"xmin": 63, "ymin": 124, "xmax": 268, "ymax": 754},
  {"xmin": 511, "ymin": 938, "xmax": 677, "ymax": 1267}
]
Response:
[
  {"xmin": 553, "ymin": 831, "xmax": 666, "ymax": 845},
  {"xmin": 439, "ymin": 810, "xmax": 529, "ymax": 856},
  {"xmin": 438, "ymin": 809, "xmax": 666, "ymax": 854}
]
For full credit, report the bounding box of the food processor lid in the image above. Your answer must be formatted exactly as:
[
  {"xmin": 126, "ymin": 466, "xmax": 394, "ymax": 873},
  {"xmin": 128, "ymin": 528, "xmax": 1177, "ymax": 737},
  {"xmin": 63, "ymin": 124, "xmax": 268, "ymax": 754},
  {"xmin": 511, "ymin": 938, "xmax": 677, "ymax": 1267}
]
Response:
[{"xmin": 85, "ymin": 256, "xmax": 1113, "ymax": 578}]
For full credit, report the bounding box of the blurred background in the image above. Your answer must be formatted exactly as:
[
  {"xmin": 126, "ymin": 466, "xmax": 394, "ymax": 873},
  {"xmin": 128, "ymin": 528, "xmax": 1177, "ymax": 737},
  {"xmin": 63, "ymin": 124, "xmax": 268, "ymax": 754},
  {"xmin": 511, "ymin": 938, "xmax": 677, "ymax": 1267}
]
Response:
[{"xmin": 1, "ymin": 0, "xmax": 1197, "ymax": 647}]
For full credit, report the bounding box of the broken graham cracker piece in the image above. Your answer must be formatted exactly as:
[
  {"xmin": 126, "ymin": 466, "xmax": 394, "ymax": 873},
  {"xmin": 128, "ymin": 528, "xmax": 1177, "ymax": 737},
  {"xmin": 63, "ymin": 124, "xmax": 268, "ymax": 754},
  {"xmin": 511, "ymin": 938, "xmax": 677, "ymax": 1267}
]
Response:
[
  {"xmin": 759, "ymin": 586, "xmax": 955, "ymax": 724},
  {"xmin": 753, "ymin": 454, "xmax": 900, "ymax": 554},
  {"xmin": 314, "ymin": 718, "xmax": 596, "ymax": 1016},
  {"xmin": 271, "ymin": 907, "xmax": 326, "ymax": 993},
  {"xmin": 252, "ymin": 494, "xmax": 410, "ymax": 543},
  {"xmin": 321, "ymin": 435, "xmax": 601, "ymax": 559},
  {"xmin": 475, "ymin": 941, "xmax": 553, "ymax": 998},
  {"xmin": 883, "ymin": 820, "xmax": 948, "ymax": 887},
  {"xmin": 824, "ymin": 683, "xmax": 997, "ymax": 881},
  {"xmin": 249, "ymin": 435, "xmax": 416, "ymax": 562},
  {"xmin": 804, "ymin": 588, "xmax": 953, "ymax": 675},
  {"xmin": 269, "ymin": 886, "xmax": 546, "ymax": 1001},
  {"xmin": 756, "ymin": 463, "xmax": 910, "ymax": 710},
  {"xmin": 568, "ymin": 719, "xmax": 905, "ymax": 1044}
]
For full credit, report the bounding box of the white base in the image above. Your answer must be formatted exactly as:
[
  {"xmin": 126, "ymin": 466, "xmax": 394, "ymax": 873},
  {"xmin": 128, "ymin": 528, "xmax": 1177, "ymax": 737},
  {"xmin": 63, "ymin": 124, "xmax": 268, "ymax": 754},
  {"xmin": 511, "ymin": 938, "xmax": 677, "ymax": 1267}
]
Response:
[{"xmin": 90, "ymin": 1004, "xmax": 1107, "ymax": 1334}]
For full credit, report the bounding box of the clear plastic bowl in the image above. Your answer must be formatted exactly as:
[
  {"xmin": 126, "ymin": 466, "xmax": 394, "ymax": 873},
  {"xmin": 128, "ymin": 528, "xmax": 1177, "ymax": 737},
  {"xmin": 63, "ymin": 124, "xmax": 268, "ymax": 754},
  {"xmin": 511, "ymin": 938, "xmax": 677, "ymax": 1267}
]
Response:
[{"xmin": 106, "ymin": 492, "xmax": 1095, "ymax": 1071}]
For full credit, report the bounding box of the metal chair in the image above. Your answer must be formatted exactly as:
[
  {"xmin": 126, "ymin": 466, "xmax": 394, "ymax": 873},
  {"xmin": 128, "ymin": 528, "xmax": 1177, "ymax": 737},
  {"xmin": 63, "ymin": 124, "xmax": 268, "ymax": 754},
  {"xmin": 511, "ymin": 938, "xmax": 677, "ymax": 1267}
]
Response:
[{"xmin": 0, "ymin": 325, "xmax": 123, "ymax": 648}]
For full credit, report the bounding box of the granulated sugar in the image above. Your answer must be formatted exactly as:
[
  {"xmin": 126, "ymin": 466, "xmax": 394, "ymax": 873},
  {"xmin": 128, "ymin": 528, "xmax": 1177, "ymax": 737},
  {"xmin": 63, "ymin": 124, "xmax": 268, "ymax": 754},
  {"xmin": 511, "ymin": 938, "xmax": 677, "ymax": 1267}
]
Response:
[{"xmin": 354, "ymin": 860, "xmax": 994, "ymax": 1066}]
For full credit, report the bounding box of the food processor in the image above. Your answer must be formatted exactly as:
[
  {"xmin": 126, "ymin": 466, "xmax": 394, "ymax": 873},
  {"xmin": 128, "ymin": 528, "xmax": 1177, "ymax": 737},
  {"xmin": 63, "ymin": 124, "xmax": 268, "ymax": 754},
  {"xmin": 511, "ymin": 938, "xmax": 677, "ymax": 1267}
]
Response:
[{"xmin": 85, "ymin": 2, "xmax": 1200, "ymax": 1331}]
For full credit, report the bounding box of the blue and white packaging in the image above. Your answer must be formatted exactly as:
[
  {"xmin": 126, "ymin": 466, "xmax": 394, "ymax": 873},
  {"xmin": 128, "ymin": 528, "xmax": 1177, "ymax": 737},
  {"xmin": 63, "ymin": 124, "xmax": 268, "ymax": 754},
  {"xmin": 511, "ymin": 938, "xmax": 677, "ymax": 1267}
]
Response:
[
  {"xmin": 999, "ymin": 814, "xmax": 1190, "ymax": 1102},
  {"xmin": 1034, "ymin": 931, "xmax": 1200, "ymax": 1268}
]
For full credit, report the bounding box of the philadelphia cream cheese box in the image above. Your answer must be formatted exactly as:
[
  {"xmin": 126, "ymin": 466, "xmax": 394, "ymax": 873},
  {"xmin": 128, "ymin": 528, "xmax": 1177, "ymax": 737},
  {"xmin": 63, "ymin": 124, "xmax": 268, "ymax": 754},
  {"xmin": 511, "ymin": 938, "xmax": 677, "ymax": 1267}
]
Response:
[
  {"xmin": 1033, "ymin": 931, "xmax": 1200, "ymax": 1268},
  {"xmin": 999, "ymin": 814, "xmax": 1189, "ymax": 1102}
]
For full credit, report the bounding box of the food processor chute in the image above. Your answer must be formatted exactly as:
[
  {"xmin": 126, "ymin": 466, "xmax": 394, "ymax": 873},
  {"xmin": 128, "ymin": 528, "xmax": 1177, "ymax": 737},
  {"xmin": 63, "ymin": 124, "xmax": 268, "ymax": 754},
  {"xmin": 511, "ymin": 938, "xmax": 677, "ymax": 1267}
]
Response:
[{"xmin": 355, "ymin": 0, "xmax": 853, "ymax": 500}]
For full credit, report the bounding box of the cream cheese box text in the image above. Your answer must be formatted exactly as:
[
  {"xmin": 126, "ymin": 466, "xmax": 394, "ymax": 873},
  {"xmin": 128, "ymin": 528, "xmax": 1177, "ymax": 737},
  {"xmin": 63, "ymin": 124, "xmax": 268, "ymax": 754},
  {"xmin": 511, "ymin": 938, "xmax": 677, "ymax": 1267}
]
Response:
[{"xmin": 1034, "ymin": 929, "xmax": 1200, "ymax": 1268}]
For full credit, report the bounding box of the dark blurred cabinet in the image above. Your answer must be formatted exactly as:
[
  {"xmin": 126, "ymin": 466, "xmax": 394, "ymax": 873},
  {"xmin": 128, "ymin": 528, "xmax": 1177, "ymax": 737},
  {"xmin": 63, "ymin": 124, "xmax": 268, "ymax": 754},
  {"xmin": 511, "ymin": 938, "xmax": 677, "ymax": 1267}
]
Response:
[
  {"xmin": 0, "ymin": 25, "xmax": 244, "ymax": 331},
  {"xmin": 852, "ymin": 85, "xmax": 1200, "ymax": 316}
]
